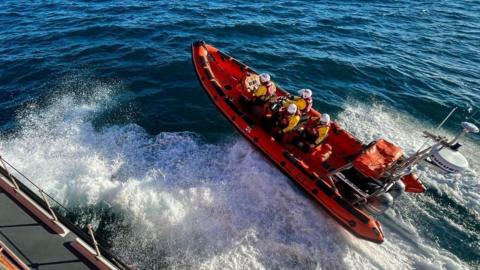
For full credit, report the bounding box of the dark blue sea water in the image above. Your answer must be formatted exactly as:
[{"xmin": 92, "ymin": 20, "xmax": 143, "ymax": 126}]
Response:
[{"xmin": 0, "ymin": 1, "xmax": 479, "ymax": 269}]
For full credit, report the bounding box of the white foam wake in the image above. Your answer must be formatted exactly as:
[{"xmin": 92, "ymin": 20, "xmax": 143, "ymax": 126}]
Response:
[{"xmin": 0, "ymin": 83, "xmax": 477, "ymax": 269}]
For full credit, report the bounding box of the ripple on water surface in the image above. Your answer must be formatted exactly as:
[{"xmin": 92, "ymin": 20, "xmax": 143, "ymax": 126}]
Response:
[{"xmin": 0, "ymin": 1, "xmax": 479, "ymax": 269}]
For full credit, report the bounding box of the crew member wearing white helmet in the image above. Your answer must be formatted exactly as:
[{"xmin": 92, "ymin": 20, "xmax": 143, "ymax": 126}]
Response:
[
  {"xmin": 277, "ymin": 103, "xmax": 301, "ymax": 134},
  {"xmin": 309, "ymin": 113, "xmax": 331, "ymax": 145},
  {"xmin": 283, "ymin": 88, "xmax": 313, "ymax": 114},
  {"xmin": 295, "ymin": 113, "xmax": 331, "ymax": 153},
  {"xmin": 253, "ymin": 73, "xmax": 276, "ymax": 103}
]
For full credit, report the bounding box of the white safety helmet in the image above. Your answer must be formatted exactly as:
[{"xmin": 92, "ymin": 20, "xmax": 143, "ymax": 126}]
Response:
[
  {"xmin": 298, "ymin": 88, "xmax": 312, "ymax": 99},
  {"xmin": 287, "ymin": 104, "xmax": 298, "ymax": 114},
  {"xmin": 320, "ymin": 113, "xmax": 331, "ymax": 125},
  {"xmin": 259, "ymin": 73, "xmax": 271, "ymax": 83}
]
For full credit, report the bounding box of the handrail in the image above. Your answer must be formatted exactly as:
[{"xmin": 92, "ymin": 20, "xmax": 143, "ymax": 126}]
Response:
[
  {"xmin": 0, "ymin": 155, "xmax": 130, "ymax": 270},
  {"xmin": 0, "ymin": 157, "xmax": 69, "ymax": 213}
]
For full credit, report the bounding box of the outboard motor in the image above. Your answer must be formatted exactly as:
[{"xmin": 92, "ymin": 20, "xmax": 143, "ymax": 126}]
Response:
[
  {"xmin": 388, "ymin": 180, "xmax": 405, "ymax": 199},
  {"xmin": 364, "ymin": 193, "xmax": 394, "ymax": 216}
]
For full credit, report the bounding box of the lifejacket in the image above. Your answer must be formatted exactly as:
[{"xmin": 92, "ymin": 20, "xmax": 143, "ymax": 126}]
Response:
[
  {"xmin": 284, "ymin": 96, "xmax": 312, "ymax": 113},
  {"xmin": 315, "ymin": 126, "xmax": 330, "ymax": 145},
  {"xmin": 278, "ymin": 110, "xmax": 301, "ymax": 133},
  {"xmin": 255, "ymin": 82, "xmax": 276, "ymax": 101},
  {"xmin": 305, "ymin": 121, "xmax": 330, "ymax": 145}
]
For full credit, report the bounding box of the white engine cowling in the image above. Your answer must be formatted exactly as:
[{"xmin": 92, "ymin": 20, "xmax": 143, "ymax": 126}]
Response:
[
  {"xmin": 364, "ymin": 193, "xmax": 394, "ymax": 216},
  {"xmin": 388, "ymin": 180, "xmax": 405, "ymax": 198}
]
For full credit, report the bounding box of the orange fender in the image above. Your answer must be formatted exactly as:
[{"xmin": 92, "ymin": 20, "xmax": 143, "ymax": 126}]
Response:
[{"xmin": 401, "ymin": 173, "xmax": 426, "ymax": 193}]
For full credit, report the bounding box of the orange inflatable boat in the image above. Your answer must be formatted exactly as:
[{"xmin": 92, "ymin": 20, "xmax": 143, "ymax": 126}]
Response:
[{"xmin": 191, "ymin": 41, "xmax": 429, "ymax": 243}]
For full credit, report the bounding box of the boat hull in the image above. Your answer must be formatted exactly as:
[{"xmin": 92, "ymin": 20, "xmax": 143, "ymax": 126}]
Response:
[{"xmin": 191, "ymin": 41, "xmax": 384, "ymax": 243}]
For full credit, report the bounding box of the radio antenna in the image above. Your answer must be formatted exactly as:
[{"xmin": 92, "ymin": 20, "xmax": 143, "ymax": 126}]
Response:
[{"xmin": 414, "ymin": 107, "xmax": 457, "ymax": 154}]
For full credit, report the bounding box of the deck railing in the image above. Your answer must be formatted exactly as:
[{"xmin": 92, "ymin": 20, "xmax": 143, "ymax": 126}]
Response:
[{"xmin": 0, "ymin": 155, "xmax": 130, "ymax": 270}]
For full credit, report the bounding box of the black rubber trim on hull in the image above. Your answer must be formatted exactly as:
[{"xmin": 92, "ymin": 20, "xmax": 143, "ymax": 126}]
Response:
[
  {"xmin": 204, "ymin": 67, "xmax": 214, "ymax": 80},
  {"xmin": 218, "ymin": 50, "xmax": 232, "ymax": 61},
  {"xmin": 316, "ymin": 179, "xmax": 335, "ymax": 197},
  {"xmin": 283, "ymin": 152, "xmax": 315, "ymax": 178},
  {"xmin": 283, "ymin": 152, "xmax": 335, "ymax": 198},
  {"xmin": 192, "ymin": 40, "xmax": 206, "ymax": 47},
  {"xmin": 231, "ymin": 58, "xmax": 248, "ymax": 71},
  {"xmin": 223, "ymin": 98, "xmax": 243, "ymax": 116},
  {"xmin": 283, "ymin": 153, "xmax": 370, "ymax": 224},
  {"xmin": 241, "ymin": 115, "xmax": 255, "ymax": 127},
  {"xmin": 199, "ymin": 56, "xmax": 208, "ymax": 67},
  {"xmin": 212, "ymin": 82, "xmax": 225, "ymax": 97},
  {"xmin": 211, "ymin": 79, "xmax": 222, "ymax": 89},
  {"xmin": 191, "ymin": 43, "xmax": 383, "ymax": 244}
]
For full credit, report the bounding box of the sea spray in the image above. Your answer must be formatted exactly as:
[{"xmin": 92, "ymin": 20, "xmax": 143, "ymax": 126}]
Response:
[{"xmin": 0, "ymin": 83, "xmax": 477, "ymax": 269}]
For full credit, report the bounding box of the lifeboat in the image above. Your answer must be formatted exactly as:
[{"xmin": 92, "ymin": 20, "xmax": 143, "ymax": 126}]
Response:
[{"xmin": 190, "ymin": 41, "xmax": 473, "ymax": 243}]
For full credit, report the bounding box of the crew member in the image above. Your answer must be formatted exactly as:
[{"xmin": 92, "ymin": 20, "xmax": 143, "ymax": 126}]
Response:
[
  {"xmin": 307, "ymin": 113, "xmax": 331, "ymax": 145},
  {"xmin": 280, "ymin": 104, "xmax": 301, "ymax": 134},
  {"xmin": 283, "ymin": 88, "xmax": 313, "ymax": 114},
  {"xmin": 252, "ymin": 73, "xmax": 276, "ymax": 103},
  {"xmin": 272, "ymin": 103, "xmax": 301, "ymax": 142},
  {"xmin": 296, "ymin": 113, "xmax": 331, "ymax": 153}
]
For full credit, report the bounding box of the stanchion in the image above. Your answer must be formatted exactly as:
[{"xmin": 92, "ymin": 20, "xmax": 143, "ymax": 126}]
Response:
[
  {"xmin": 39, "ymin": 189, "xmax": 58, "ymax": 222},
  {"xmin": 0, "ymin": 156, "xmax": 19, "ymax": 190},
  {"xmin": 87, "ymin": 224, "xmax": 101, "ymax": 257}
]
